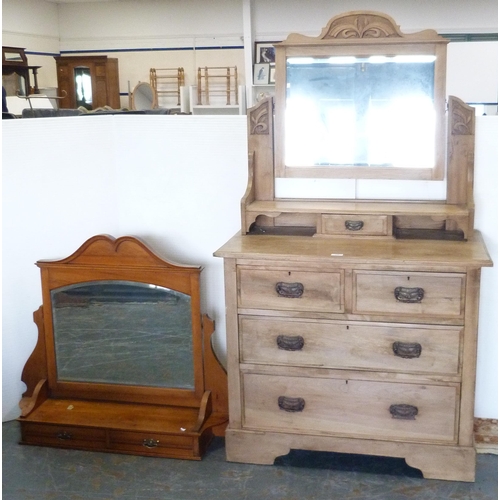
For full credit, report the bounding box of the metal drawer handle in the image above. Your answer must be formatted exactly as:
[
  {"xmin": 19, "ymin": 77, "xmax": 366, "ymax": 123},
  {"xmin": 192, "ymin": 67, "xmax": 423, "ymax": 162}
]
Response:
[
  {"xmin": 56, "ymin": 431, "xmax": 73, "ymax": 440},
  {"xmin": 278, "ymin": 396, "xmax": 306, "ymax": 412},
  {"xmin": 277, "ymin": 335, "xmax": 305, "ymax": 351},
  {"xmin": 143, "ymin": 438, "xmax": 160, "ymax": 448},
  {"xmin": 278, "ymin": 396, "xmax": 305, "ymax": 412},
  {"xmin": 389, "ymin": 404, "xmax": 418, "ymax": 420},
  {"xmin": 394, "ymin": 286, "xmax": 424, "ymax": 303},
  {"xmin": 392, "ymin": 341, "xmax": 422, "ymax": 359},
  {"xmin": 345, "ymin": 220, "xmax": 364, "ymax": 231},
  {"xmin": 276, "ymin": 282, "xmax": 304, "ymax": 298}
]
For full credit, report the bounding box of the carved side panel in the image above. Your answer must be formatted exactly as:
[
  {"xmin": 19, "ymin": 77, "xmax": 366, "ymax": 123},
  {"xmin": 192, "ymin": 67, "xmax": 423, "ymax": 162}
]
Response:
[
  {"xmin": 246, "ymin": 97, "xmax": 274, "ymax": 204},
  {"xmin": 451, "ymin": 98, "xmax": 475, "ymax": 136},
  {"xmin": 447, "ymin": 96, "xmax": 475, "ymax": 238},
  {"xmin": 249, "ymin": 100, "xmax": 270, "ymax": 135}
]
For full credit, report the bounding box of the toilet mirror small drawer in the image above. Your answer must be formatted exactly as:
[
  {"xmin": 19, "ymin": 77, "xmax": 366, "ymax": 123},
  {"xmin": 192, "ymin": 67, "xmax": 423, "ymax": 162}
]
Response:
[
  {"xmin": 108, "ymin": 430, "xmax": 193, "ymax": 455},
  {"xmin": 321, "ymin": 214, "xmax": 390, "ymax": 236},
  {"xmin": 238, "ymin": 268, "xmax": 343, "ymax": 313},
  {"xmin": 20, "ymin": 422, "xmax": 106, "ymax": 448}
]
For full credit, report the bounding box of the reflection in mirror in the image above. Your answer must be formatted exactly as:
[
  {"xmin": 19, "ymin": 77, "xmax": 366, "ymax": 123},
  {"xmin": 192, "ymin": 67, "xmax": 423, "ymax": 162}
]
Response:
[
  {"xmin": 132, "ymin": 82, "xmax": 156, "ymax": 110},
  {"xmin": 51, "ymin": 280, "xmax": 194, "ymax": 389},
  {"xmin": 74, "ymin": 67, "xmax": 92, "ymax": 109},
  {"xmin": 3, "ymin": 73, "xmax": 27, "ymax": 96},
  {"xmin": 285, "ymin": 55, "xmax": 436, "ymax": 169},
  {"xmin": 4, "ymin": 51, "xmax": 24, "ymax": 62}
]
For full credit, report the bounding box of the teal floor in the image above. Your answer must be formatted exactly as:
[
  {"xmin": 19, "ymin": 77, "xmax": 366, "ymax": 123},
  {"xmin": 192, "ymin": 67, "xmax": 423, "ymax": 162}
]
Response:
[{"xmin": 3, "ymin": 421, "xmax": 497, "ymax": 499}]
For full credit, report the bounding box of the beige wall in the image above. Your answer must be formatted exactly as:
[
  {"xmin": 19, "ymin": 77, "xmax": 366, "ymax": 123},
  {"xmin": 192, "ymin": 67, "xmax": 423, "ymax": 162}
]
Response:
[
  {"xmin": 252, "ymin": 0, "xmax": 498, "ymax": 38},
  {"xmin": 2, "ymin": 0, "xmax": 498, "ymax": 106}
]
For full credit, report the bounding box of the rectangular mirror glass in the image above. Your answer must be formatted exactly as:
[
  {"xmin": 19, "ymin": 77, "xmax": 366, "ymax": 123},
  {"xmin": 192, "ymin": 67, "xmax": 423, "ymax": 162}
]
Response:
[
  {"xmin": 285, "ymin": 55, "xmax": 436, "ymax": 169},
  {"xmin": 51, "ymin": 280, "xmax": 194, "ymax": 389}
]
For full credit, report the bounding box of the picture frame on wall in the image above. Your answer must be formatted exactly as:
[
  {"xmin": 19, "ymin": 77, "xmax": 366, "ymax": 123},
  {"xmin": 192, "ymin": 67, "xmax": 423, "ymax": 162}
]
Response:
[
  {"xmin": 269, "ymin": 64, "xmax": 276, "ymax": 84},
  {"xmin": 254, "ymin": 63, "xmax": 270, "ymax": 85},
  {"xmin": 255, "ymin": 42, "xmax": 276, "ymax": 64}
]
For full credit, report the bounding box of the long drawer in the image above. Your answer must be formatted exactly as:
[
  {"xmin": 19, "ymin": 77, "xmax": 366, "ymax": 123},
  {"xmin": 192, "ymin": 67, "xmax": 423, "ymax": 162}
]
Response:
[
  {"xmin": 238, "ymin": 267, "xmax": 343, "ymax": 313},
  {"xmin": 353, "ymin": 271, "xmax": 465, "ymax": 318},
  {"xmin": 239, "ymin": 316, "xmax": 462, "ymax": 375},
  {"xmin": 242, "ymin": 373, "xmax": 458, "ymax": 443}
]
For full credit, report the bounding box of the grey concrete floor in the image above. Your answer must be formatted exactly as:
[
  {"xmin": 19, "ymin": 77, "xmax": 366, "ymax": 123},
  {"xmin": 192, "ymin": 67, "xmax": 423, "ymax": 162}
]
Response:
[{"xmin": 3, "ymin": 420, "xmax": 497, "ymax": 499}]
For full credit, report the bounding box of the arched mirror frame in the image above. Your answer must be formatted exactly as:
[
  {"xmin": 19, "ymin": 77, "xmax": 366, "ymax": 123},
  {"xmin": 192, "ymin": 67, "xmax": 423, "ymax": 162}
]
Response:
[
  {"xmin": 20, "ymin": 235, "xmax": 228, "ymax": 411},
  {"xmin": 36, "ymin": 236, "xmax": 205, "ymax": 406},
  {"xmin": 273, "ymin": 11, "xmax": 448, "ymax": 181}
]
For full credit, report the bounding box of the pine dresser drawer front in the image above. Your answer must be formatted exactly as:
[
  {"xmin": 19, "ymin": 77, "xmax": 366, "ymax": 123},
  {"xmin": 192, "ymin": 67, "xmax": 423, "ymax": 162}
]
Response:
[
  {"xmin": 321, "ymin": 214, "xmax": 389, "ymax": 236},
  {"xmin": 242, "ymin": 373, "xmax": 458, "ymax": 443},
  {"xmin": 20, "ymin": 422, "xmax": 106, "ymax": 449},
  {"xmin": 239, "ymin": 316, "xmax": 461, "ymax": 375},
  {"xmin": 353, "ymin": 271, "xmax": 465, "ymax": 318},
  {"xmin": 238, "ymin": 268, "xmax": 343, "ymax": 313}
]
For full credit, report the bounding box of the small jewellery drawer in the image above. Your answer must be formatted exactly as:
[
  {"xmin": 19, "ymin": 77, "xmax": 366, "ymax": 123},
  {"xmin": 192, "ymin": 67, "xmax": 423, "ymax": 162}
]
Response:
[
  {"xmin": 239, "ymin": 316, "xmax": 462, "ymax": 375},
  {"xmin": 108, "ymin": 430, "xmax": 195, "ymax": 457},
  {"xmin": 353, "ymin": 271, "xmax": 465, "ymax": 318},
  {"xmin": 321, "ymin": 214, "xmax": 389, "ymax": 236},
  {"xmin": 20, "ymin": 422, "xmax": 106, "ymax": 449},
  {"xmin": 242, "ymin": 373, "xmax": 458, "ymax": 443},
  {"xmin": 238, "ymin": 267, "xmax": 343, "ymax": 313}
]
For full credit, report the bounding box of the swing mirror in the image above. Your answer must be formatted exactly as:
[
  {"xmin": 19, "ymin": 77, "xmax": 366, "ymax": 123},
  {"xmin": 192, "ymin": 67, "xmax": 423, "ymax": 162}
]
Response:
[{"xmin": 274, "ymin": 12, "xmax": 448, "ymax": 181}]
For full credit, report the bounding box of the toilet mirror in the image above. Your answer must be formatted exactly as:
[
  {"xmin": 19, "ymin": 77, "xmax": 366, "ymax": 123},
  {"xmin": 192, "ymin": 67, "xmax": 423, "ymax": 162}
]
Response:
[{"xmin": 274, "ymin": 12, "xmax": 448, "ymax": 181}]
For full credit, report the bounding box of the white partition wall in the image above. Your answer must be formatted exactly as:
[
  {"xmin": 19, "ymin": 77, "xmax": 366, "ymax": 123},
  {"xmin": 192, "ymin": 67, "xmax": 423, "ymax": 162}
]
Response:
[
  {"xmin": 2, "ymin": 114, "xmax": 498, "ymax": 421},
  {"xmin": 2, "ymin": 115, "xmax": 248, "ymax": 421}
]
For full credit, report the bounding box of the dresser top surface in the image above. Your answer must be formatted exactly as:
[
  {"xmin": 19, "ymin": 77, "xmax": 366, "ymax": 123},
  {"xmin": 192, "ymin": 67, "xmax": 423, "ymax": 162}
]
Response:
[{"xmin": 214, "ymin": 231, "xmax": 492, "ymax": 268}]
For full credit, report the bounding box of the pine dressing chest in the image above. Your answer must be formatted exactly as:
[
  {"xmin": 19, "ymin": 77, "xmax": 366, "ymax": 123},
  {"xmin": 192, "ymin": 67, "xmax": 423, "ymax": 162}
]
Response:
[{"xmin": 214, "ymin": 11, "xmax": 493, "ymax": 481}]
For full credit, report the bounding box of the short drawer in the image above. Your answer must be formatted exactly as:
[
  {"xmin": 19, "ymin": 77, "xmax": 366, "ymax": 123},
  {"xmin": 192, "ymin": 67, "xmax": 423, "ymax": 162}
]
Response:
[
  {"xmin": 108, "ymin": 430, "xmax": 195, "ymax": 457},
  {"xmin": 239, "ymin": 316, "xmax": 461, "ymax": 375},
  {"xmin": 321, "ymin": 214, "xmax": 389, "ymax": 236},
  {"xmin": 238, "ymin": 267, "xmax": 343, "ymax": 313},
  {"xmin": 20, "ymin": 422, "xmax": 106, "ymax": 449},
  {"xmin": 242, "ymin": 373, "xmax": 458, "ymax": 443},
  {"xmin": 353, "ymin": 271, "xmax": 465, "ymax": 318}
]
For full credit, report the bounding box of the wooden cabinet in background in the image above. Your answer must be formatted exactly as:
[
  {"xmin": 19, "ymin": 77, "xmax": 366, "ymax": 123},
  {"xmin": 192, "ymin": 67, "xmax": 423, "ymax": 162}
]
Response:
[{"xmin": 55, "ymin": 56, "xmax": 120, "ymax": 110}]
